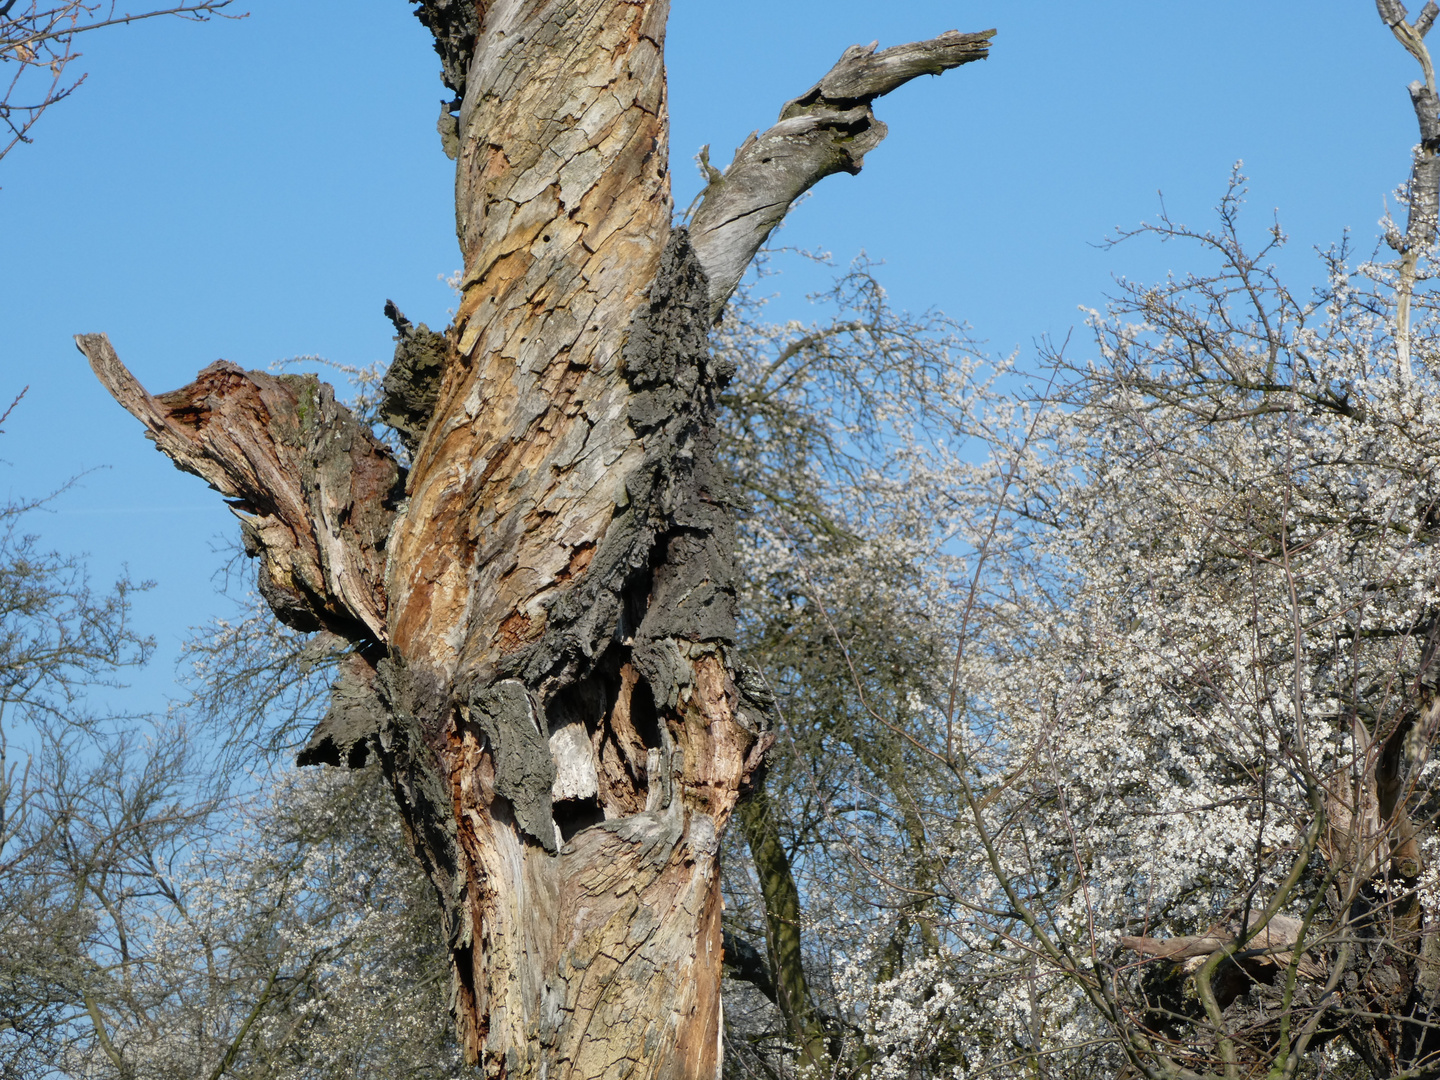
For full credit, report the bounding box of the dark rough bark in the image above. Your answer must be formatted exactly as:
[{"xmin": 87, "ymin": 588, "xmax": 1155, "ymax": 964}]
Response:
[
  {"xmin": 410, "ymin": 0, "xmax": 481, "ymax": 101},
  {"xmin": 380, "ymin": 300, "xmax": 449, "ymax": 458},
  {"xmin": 721, "ymin": 929, "xmax": 777, "ymax": 1004},
  {"xmin": 82, "ymin": 4, "xmax": 988, "ymax": 1075}
]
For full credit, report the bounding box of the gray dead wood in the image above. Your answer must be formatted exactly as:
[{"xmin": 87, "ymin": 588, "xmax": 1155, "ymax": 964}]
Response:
[
  {"xmin": 1378, "ymin": 1, "xmax": 1440, "ymax": 260},
  {"xmin": 688, "ymin": 29, "xmax": 994, "ymax": 320},
  {"xmin": 1121, "ymin": 914, "xmax": 1327, "ymax": 982}
]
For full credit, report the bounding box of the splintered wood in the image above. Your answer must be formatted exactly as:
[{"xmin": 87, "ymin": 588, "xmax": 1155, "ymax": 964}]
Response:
[{"xmin": 81, "ymin": 1, "xmax": 990, "ymax": 1074}]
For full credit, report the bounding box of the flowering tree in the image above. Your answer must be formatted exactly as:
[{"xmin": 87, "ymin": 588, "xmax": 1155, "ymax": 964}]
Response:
[
  {"xmin": 703, "ymin": 263, "xmax": 995, "ymax": 1076},
  {"xmin": 699, "ymin": 6, "xmax": 1440, "ymax": 1080},
  {"xmin": 804, "ymin": 6, "xmax": 1440, "ymax": 1078}
]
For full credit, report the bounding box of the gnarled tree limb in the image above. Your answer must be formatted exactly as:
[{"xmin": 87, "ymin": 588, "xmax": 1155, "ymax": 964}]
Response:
[
  {"xmin": 75, "ymin": 333, "xmax": 400, "ymax": 642},
  {"xmin": 689, "ymin": 28, "xmax": 994, "ymax": 320}
]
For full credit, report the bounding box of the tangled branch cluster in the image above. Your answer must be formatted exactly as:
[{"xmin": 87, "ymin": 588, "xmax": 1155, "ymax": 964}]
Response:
[{"xmin": 0, "ymin": 0, "xmax": 235, "ymax": 161}]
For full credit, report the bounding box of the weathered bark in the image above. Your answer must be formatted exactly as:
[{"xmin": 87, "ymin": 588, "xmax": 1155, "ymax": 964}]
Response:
[
  {"xmin": 76, "ymin": 334, "xmax": 399, "ymax": 643},
  {"xmin": 80, "ymin": 4, "xmax": 989, "ymax": 1076},
  {"xmin": 689, "ymin": 29, "xmax": 993, "ymax": 320},
  {"xmin": 379, "ymin": 300, "xmax": 447, "ymax": 458}
]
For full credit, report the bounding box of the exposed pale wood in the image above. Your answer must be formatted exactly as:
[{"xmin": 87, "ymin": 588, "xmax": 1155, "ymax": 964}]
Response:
[
  {"xmin": 76, "ymin": 333, "xmax": 398, "ymax": 642},
  {"xmin": 85, "ymin": 3, "xmax": 981, "ymax": 1075},
  {"xmin": 1379, "ymin": 0, "xmax": 1440, "ymax": 380},
  {"xmin": 390, "ymin": 0, "xmax": 675, "ymax": 688},
  {"xmin": 1121, "ymin": 914, "xmax": 1327, "ymax": 982},
  {"xmin": 689, "ymin": 29, "xmax": 994, "ymax": 319},
  {"xmin": 392, "ymin": 3, "xmax": 766, "ymax": 1073}
]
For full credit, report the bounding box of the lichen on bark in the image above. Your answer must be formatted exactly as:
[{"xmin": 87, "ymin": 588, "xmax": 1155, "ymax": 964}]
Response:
[{"xmin": 82, "ymin": 3, "xmax": 990, "ymax": 1073}]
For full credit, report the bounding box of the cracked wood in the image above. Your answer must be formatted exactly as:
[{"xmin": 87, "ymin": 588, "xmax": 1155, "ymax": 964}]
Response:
[
  {"xmin": 85, "ymin": 4, "xmax": 993, "ymax": 1077},
  {"xmin": 76, "ymin": 333, "xmax": 399, "ymax": 642},
  {"xmin": 688, "ymin": 28, "xmax": 994, "ymax": 319}
]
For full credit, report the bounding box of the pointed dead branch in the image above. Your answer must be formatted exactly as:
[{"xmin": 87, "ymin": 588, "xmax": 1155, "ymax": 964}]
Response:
[
  {"xmin": 75, "ymin": 333, "xmax": 399, "ymax": 642},
  {"xmin": 1378, "ymin": 1, "xmax": 1440, "ymax": 380},
  {"xmin": 689, "ymin": 29, "xmax": 994, "ymax": 320}
]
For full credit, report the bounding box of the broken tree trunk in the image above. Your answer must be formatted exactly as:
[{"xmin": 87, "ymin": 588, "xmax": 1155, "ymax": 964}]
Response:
[{"xmin": 79, "ymin": 4, "xmax": 991, "ymax": 1076}]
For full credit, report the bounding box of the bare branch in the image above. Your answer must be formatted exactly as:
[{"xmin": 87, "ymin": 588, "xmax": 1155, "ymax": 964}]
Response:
[
  {"xmin": 0, "ymin": 385, "xmax": 26, "ymax": 430},
  {"xmin": 0, "ymin": 2, "xmax": 239, "ymax": 163},
  {"xmin": 1376, "ymin": 2, "xmax": 1440, "ymax": 379},
  {"xmin": 1420, "ymin": 1, "xmax": 1440, "ymax": 36},
  {"xmin": 1378, "ymin": 0, "xmax": 1411, "ymax": 29},
  {"xmin": 689, "ymin": 29, "xmax": 994, "ymax": 320},
  {"xmin": 1121, "ymin": 915, "xmax": 1328, "ymax": 983}
]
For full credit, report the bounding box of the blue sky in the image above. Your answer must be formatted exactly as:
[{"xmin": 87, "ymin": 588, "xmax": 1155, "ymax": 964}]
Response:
[{"xmin": 0, "ymin": 1, "xmax": 1422, "ymax": 716}]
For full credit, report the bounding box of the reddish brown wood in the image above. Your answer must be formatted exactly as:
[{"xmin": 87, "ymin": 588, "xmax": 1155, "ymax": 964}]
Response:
[{"xmin": 83, "ymin": 4, "xmax": 989, "ymax": 1075}]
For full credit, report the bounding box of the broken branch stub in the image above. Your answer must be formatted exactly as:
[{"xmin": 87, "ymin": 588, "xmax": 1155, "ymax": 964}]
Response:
[
  {"xmin": 75, "ymin": 333, "xmax": 400, "ymax": 642},
  {"xmin": 689, "ymin": 28, "xmax": 994, "ymax": 319},
  {"xmin": 83, "ymin": 5, "xmax": 988, "ymax": 1072},
  {"xmin": 379, "ymin": 300, "xmax": 447, "ymax": 458}
]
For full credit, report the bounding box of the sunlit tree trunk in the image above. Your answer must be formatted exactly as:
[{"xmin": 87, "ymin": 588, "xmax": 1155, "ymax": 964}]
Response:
[{"xmin": 78, "ymin": 5, "xmax": 991, "ymax": 1075}]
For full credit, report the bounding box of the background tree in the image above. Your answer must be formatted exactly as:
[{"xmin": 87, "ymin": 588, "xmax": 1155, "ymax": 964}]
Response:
[
  {"xmin": 0, "ymin": 490, "xmax": 157, "ymax": 1076},
  {"xmin": 703, "ymin": 262, "xmax": 995, "ymax": 1077},
  {"xmin": 806, "ymin": 9, "xmax": 1440, "ymax": 1078},
  {"xmin": 0, "ymin": 384, "xmax": 460, "ymax": 1079},
  {"xmin": 701, "ymin": 7, "xmax": 1440, "ymax": 1080}
]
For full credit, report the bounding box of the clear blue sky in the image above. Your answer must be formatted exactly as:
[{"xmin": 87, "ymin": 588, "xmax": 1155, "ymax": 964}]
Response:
[{"xmin": 0, "ymin": 1, "xmax": 1420, "ymax": 717}]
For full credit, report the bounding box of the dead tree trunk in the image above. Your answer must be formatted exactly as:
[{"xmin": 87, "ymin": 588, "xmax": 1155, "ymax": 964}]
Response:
[{"xmin": 78, "ymin": 7, "xmax": 991, "ymax": 1076}]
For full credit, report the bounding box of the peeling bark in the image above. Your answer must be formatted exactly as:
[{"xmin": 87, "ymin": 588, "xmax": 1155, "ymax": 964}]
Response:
[
  {"xmin": 82, "ymin": 3, "xmax": 988, "ymax": 1075},
  {"xmin": 403, "ymin": 227, "xmax": 771, "ymax": 1076}
]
